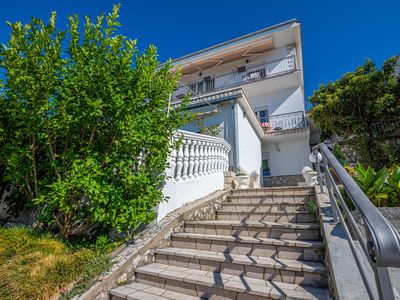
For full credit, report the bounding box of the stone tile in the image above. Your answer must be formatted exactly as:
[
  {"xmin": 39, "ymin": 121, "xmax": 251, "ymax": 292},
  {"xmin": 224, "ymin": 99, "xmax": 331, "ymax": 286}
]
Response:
[
  {"xmin": 251, "ymin": 244, "xmax": 277, "ymax": 257},
  {"xmin": 141, "ymin": 286, "xmax": 166, "ymax": 296},
  {"xmin": 210, "ymin": 240, "xmax": 229, "ymax": 252},
  {"xmin": 155, "ymin": 253, "xmax": 169, "ymax": 265},
  {"xmin": 195, "ymin": 239, "xmax": 212, "ymax": 251},
  {"xmin": 199, "ymin": 259, "xmax": 221, "ymax": 272},
  {"xmin": 227, "ymin": 242, "xmax": 252, "ymax": 255},
  {"xmin": 162, "ymin": 290, "xmax": 201, "ymax": 300},
  {"xmin": 127, "ymin": 290, "xmax": 169, "ymax": 300},
  {"xmin": 244, "ymin": 265, "xmax": 264, "ymax": 279},
  {"xmin": 110, "ymin": 286, "xmax": 136, "ymax": 298},
  {"xmin": 280, "ymin": 270, "xmax": 297, "ymax": 284},
  {"xmin": 164, "ymin": 278, "xmax": 197, "ymax": 296},
  {"xmin": 270, "ymin": 228, "xmax": 297, "ymax": 240},
  {"xmin": 167, "ymin": 255, "xmax": 189, "ymax": 268},
  {"xmin": 220, "ymin": 261, "xmax": 245, "ymax": 276},
  {"xmin": 278, "ymin": 246, "xmax": 304, "ymax": 260}
]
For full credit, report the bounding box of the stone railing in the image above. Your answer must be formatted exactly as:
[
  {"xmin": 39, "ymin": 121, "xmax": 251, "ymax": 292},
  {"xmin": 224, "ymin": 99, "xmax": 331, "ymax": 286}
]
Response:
[
  {"xmin": 168, "ymin": 130, "xmax": 231, "ymax": 181},
  {"xmin": 159, "ymin": 130, "xmax": 231, "ymax": 221}
]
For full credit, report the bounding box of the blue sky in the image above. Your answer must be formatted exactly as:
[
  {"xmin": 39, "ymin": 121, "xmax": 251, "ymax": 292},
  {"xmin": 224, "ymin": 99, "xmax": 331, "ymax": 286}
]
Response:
[{"xmin": 0, "ymin": 0, "xmax": 399, "ymax": 100}]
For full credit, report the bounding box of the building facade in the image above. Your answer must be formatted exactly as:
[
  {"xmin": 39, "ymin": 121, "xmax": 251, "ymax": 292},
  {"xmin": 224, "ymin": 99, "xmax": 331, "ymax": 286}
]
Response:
[{"xmin": 169, "ymin": 20, "xmax": 311, "ymax": 186}]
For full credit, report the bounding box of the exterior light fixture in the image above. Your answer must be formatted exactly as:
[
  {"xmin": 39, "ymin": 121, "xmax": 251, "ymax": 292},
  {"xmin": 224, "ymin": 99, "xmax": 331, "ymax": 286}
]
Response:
[{"xmin": 309, "ymin": 151, "xmax": 322, "ymax": 163}]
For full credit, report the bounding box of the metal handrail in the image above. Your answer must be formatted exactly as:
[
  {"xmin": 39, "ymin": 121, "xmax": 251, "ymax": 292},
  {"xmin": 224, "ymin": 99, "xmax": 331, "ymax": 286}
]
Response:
[
  {"xmin": 313, "ymin": 143, "xmax": 400, "ymax": 300},
  {"xmin": 267, "ymin": 111, "xmax": 306, "ymax": 131}
]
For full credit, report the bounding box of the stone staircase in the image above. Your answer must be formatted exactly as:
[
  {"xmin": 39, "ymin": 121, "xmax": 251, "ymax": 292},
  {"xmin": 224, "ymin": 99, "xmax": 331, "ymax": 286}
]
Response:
[{"xmin": 110, "ymin": 187, "xmax": 331, "ymax": 299}]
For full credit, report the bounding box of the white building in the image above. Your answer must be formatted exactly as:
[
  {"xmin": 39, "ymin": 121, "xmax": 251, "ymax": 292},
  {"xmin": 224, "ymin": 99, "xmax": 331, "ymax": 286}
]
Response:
[{"xmin": 169, "ymin": 19, "xmax": 312, "ymax": 188}]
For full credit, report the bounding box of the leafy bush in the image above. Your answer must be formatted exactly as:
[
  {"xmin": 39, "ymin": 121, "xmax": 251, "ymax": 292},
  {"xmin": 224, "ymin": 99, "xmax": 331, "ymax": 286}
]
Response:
[
  {"xmin": 333, "ymin": 144, "xmax": 346, "ymax": 165},
  {"xmin": 0, "ymin": 5, "xmax": 190, "ymax": 238},
  {"xmin": 387, "ymin": 165, "xmax": 400, "ymax": 200},
  {"xmin": 310, "ymin": 57, "xmax": 400, "ymax": 169},
  {"xmin": 355, "ymin": 163, "xmax": 400, "ymax": 207}
]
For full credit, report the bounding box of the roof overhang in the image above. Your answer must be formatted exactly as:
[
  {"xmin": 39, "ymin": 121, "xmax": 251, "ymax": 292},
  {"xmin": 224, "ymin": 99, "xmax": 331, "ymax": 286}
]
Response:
[
  {"xmin": 172, "ymin": 88, "xmax": 264, "ymax": 139},
  {"xmin": 176, "ymin": 37, "xmax": 274, "ymax": 75}
]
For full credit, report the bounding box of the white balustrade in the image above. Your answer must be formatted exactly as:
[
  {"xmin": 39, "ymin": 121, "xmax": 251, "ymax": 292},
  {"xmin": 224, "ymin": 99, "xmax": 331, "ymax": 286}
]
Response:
[{"xmin": 168, "ymin": 130, "xmax": 231, "ymax": 181}]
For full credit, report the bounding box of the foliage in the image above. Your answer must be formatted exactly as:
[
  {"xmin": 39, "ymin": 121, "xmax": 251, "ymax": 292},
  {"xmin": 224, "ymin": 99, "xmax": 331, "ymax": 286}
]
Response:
[
  {"xmin": 191, "ymin": 114, "xmax": 223, "ymax": 137},
  {"xmin": 355, "ymin": 163, "xmax": 400, "ymax": 207},
  {"xmin": 343, "ymin": 164, "xmax": 357, "ymax": 178},
  {"xmin": 387, "ymin": 165, "xmax": 400, "ymax": 200},
  {"xmin": 0, "ymin": 5, "xmax": 190, "ymax": 239},
  {"xmin": 310, "ymin": 57, "xmax": 400, "ymax": 168},
  {"xmin": 306, "ymin": 200, "xmax": 318, "ymax": 218},
  {"xmin": 333, "ymin": 144, "xmax": 346, "ymax": 165},
  {"xmin": 0, "ymin": 226, "xmax": 111, "ymax": 300}
]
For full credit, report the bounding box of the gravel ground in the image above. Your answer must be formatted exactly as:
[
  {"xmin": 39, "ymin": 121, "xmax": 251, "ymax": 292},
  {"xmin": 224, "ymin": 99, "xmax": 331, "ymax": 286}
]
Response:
[{"xmin": 352, "ymin": 206, "xmax": 400, "ymax": 232}]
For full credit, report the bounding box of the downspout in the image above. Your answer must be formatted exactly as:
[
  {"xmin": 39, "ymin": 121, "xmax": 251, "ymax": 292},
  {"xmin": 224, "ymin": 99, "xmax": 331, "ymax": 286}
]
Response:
[{"xmin": 231, "ymin": 102, "xmax": 239, "ymax": 172}]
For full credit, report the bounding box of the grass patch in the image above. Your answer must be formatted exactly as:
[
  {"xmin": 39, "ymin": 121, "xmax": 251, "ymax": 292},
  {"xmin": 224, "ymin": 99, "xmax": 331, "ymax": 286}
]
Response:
[
  {"xmin": 307, "ymin": 200, "xmax": 318, "ymax": 219},
  {"xmin": 0, "ymin": 227, "xmax": 112, "ymax": 300}
]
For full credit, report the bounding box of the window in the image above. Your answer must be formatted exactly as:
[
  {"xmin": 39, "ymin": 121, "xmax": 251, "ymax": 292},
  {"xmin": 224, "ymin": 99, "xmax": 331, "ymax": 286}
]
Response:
[
  {"xmin": 262, "ymin": 152, "xmax": 271, "ymax": 176},
  {"xmin": 257, "ymin": 109, "xmax": 269, "ymax": 123},
  {"xmin": 204, "ymin": 76, "xmax": 215, "ymax": 92}
]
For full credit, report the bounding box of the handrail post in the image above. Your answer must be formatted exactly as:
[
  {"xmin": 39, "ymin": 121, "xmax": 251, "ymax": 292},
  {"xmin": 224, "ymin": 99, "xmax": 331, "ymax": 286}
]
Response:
[
  {"xmin": 375, "ymin": 267, "xmax": 396, "ymax": 300},
  {"xmin": 321, "ymin": 154, "xmax": 339, "ymax": 224},
  {"xmin": 313, "ymin": 149, "xmax": 324, "ymax": 193}
]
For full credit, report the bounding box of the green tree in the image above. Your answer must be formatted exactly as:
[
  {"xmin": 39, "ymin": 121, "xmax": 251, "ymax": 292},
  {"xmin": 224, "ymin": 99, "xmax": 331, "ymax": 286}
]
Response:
[
  {"xmin": 310, "ymin": 57, "xmax": 400, "ymax": 168},
  {"xmin": 0, "ymin": 5, "xmax": 189, "ymax": 238}
]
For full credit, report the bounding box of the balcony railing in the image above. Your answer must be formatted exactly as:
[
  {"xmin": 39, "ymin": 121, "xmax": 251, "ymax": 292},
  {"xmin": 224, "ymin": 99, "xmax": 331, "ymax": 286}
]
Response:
[
  {"xmin": 261, "ymin": 111, "xmax": 306, "ymax": 134},
  {"xmin": 173, "ymin": 55, "xmax": 297, "ymax": 100}
]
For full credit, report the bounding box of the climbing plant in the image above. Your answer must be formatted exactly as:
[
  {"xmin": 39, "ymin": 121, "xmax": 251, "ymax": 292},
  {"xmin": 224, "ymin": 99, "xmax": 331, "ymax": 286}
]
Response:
[{"xmin": 0, "ymin": 5, "xmax": 190, "ymax": 238}]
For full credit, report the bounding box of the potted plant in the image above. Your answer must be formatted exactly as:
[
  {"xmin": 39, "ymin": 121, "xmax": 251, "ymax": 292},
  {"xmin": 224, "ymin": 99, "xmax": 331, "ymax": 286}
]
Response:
[
  {"xmin": 261, "ymin": 122, "xmax": 272, "ymax": 132},
  {"xmin": 236, "ymin": 170, "xmax": 249, "ymax": 189}
]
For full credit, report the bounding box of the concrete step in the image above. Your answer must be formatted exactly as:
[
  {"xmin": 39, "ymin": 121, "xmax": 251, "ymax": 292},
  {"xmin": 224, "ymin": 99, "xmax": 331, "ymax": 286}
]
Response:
[
  {"xmin": 228, "ymin": 194, "xmax": 314, "ymax": 205},
  {"xmin": 110, "ymin": 282, "xmax": 202, "ymax": 300},
  {"xmin": 110, "ymin": 282, "xmax": 201, "ymax": 300},
  {"xmin": 155, "ymin": 247, "xmax": 328, "ymax": 287},
  {"xmin": 171, "ymin": 232, "xmax": 324, "ymax": 262},
  {"xmin": 135, "ymin": 263, "xmax": 330, "ymax": 299},
  {"xmin": 184, "ymin": 220, "xmax": 321, "ymax": 240},
  {"xmin": 221, "ymin": 202, "xmax": 309, "ymax": 213},
  {"xmin": 230, "ymin": 187, "xmax": 314, "ymax": 197},
  {"xmin": 217, "ymin": 211, "xmax": 315, "ymax": 223}
]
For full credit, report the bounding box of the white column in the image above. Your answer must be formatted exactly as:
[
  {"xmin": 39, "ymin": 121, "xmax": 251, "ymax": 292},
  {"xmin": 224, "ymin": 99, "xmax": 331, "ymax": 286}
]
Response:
[
  {"xmin": 188, "ymin": 139, "xmax": 195, "ymax": 179},
  {"xmin": 193, "ymin": 140, "xmax": 199, "ymax": 177},
  {"xmin": 211, "ymin": 142, "xmax": 216, "ymax": 173},
  {"xmin": 198, "ymin": 141, "xmax": 204, "ymax": 176},
  {"xmin": 169, "ymin": 145, "xmax": 177, "ymax": 179},
  {"xmin": 175, "ymin": 143, "xmax": 183, "ymax": 180},
  {"xmin": 181, "ymin": 139, "xmax": 189, "ymax": 180},
  {"xmin": 204, "ymin": 142, "xmax": 210, "ymax": 174},
  {"xmin": 216, "ymin": 144, "xmax": 222, "ymax": 172}
]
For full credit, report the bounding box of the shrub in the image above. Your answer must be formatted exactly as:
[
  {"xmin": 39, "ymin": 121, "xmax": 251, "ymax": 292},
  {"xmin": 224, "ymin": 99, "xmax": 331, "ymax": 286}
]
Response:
[
  {"xmin": 333, "ymin": 144, "xmax": 346, "ymax": 165},
  {"xmin": 0, "ymin": 5, "xmax": 190, "ymax": 238},
  {"xmin": 355, "ymin": 163, "xmax": 400, "ymax": 207}
]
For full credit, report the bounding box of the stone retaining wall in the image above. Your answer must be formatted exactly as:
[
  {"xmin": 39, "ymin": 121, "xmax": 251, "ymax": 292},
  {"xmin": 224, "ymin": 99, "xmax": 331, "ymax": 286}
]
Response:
[
  {"xmin": 77, "ymin": 189, "xmax": 229, "ymax": 300},
  {"xmin": 263, "ymin": 174, "xmax": 304, "ymax": 187}
]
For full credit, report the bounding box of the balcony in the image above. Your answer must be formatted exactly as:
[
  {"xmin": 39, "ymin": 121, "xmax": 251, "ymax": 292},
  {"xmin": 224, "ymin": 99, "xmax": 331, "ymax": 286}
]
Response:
[
  {"xmin": 261, "ymin": 111, "xmax": 307, "ymax": 136},
  {"xmin": 173, "ymin": 55, "xmax": 297, "ymax": 100}
]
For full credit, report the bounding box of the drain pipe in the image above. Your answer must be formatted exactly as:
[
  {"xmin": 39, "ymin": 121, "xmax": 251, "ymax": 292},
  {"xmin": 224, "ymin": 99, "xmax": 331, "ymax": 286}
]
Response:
[{"xmin": 231, "ymin": 101, "xmax": 239, "ymax": 172}]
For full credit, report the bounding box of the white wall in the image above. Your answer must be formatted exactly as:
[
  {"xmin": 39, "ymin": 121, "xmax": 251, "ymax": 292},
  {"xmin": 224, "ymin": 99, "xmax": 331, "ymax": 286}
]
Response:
[
  {"xmin": 250, "ymin": 86, "xmax": 304, "ymax": 116},
  {"xmin": 158, "ymin": 172, "xmax": 224, "ymax": 222},
  {"xmin": 264, "ymin": 139, "xmax": 311, "ymax": 176},
  {"xmin": 236, "ymin": 103, "xmax": 262, "ymax": 183}
]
